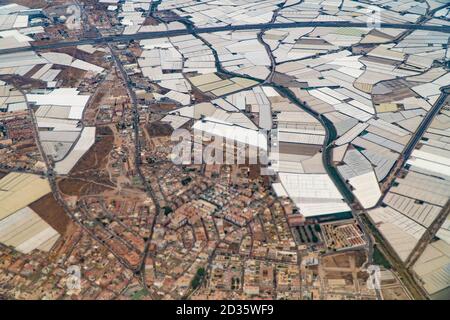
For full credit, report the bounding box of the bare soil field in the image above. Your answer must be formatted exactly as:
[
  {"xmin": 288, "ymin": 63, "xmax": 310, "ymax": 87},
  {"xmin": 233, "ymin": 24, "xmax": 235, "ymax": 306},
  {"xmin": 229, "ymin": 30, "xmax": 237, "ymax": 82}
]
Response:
[
  {"xmin": 0, "ymin": 74, "xmax": 46, "ymax": 90},
  {"xmin": 71, "ymin": 126, "xmax": 114, "ymax": 172},
  {"xmin": 58, "ymin": 177, "xmax": 87, "ymax": 196},
  {"xmin": 273, "ymin": 72, "xmax": 305, "ymax": 88},
  {"xmin": 58, "ymin": 126, "xmax": 115, "ymax": 196},
  {"xmin": 149, "ymin": 102, "xmax": 180, "ymax": 112},
  {"xmin": 29, "ymin": 193, "xmax": 72, "ymax": 235},
  {"xmin": 23, "ymin": 64, "xmax": 45, "ymax": 78},
  {"xmin": 322, "ymin": 250, "xmax": 367, "ymax": 269},
  {"xmin": 145, "ymin": 121, "xmax": 174, "ymax": 137},
  {"xmin": 58, "ymin": 177, "xmax": 113, "ymax": 197},
  {"xmin": 193, "ymin": 87, "xmax": 213, "ymax": 103},
  {"xmin": 143, "ymin": 17, "xmax": 160, "ymax": 26},
  {"xmin": 55, "ymin": 65, "xmax": 86, "ymax": 87},
  {"xmin": 279, "ymin": 142, "xmax": 321, "ymax": 156}
]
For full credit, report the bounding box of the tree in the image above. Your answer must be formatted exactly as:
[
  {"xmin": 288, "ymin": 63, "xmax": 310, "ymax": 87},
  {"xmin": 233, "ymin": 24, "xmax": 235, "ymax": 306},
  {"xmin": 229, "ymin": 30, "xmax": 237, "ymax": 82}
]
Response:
[{"xmin": 191, "ymin": 267, "xmax": 206, "ymax": 289}]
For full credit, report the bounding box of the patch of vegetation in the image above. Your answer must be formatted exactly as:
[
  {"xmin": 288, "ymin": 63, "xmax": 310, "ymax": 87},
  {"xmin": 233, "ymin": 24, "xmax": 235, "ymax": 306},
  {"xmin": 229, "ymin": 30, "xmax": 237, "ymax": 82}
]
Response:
[
  {"xmin": 131, "ymin": 289, "xmax": 148, "ymax": 300},
  {"xmin": 181, "ymin": 177, "xmax": 192, "ymax": 186},
  {"xmin": 191, "ymin": 267, "xmax": 206, "ymax": 289},
  {"xmin": 373, "ymin": 245, "xmax": 391, "ymax": 269},
  {"xmin": 163, "ymin": 206, "xmax": 173, "ymax": 215}
]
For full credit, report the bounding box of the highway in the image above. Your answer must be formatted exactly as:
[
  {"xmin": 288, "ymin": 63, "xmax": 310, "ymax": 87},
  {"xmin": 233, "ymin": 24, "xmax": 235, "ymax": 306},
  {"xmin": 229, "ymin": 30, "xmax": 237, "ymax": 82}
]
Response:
[{"xmin": 0, "ymin": 21, "xmax": 449, "ymax": 55}]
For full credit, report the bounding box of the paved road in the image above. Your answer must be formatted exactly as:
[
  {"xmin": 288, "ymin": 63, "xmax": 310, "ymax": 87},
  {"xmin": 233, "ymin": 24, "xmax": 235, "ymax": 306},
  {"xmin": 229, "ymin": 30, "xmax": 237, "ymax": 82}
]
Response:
[
  {"xmin": 1, "ymin": 21, "xmax": 449, "ymax": 55},
  {"xmin": 377, "ymin": 86, "xmax": 449, "ymax": 206},
  {"xmin": 10, "ymin": 4, "xmax": 447, "ymax": 296},
  {"xmin": 360, "ymin": 213, "xmax": 428, "ymax": 300},
  {"xmin": 406, "ymin": 200, "xmax": 450, "ymax": 269},
  {"xmin": 21, "ymin": 83, "xmax": 138, "ymax": 272},
  {"xmin": 403, "ymin": 87, "xmax": 450, "ymax": 159},
  {"xmin": 107, "ymin": 43, "xmax": 161, "ymax": 293}
]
